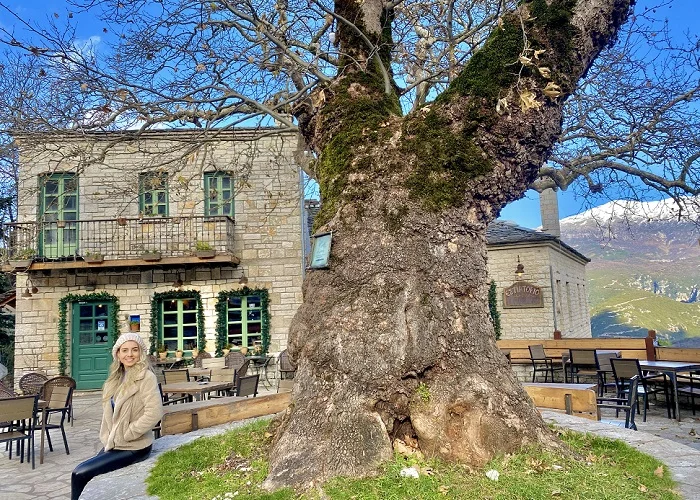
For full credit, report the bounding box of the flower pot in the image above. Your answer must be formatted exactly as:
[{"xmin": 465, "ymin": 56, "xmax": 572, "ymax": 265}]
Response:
[
  {"xmin": 175, "ymin": 350, "xmax": 183, "ymax": 359},
  {"xmin": 222, "ymin": 348, "xmax": 230, "ymax": 356},
  {"xmin": 9, "ymin": 259, "xmax": 33, "ymax": 270},
  {"xmin": 56, "ymin": 220, "xmax": 66, "ymax": 228},
  {"xmin": 191, "ymin": 348, "xmax": 199, "ymax": 358},
  {"xmin": 195, "ymin": 250, "xmax": 216, "ymax": 259},
  {"xmin": 85, "ymin": 255, "xmax": 104, "ymax": 264},
  {"xmin": 239, "ymin": 346, "xmax": 248, "ymax": 356},
  {"xmin": 117, "ymin": 217, "xmax": 127, "ymax": 226},
  {"xmin": 141, "ymin": 252, "xmax": 161, "ymax": 262},
  {"xmin": 129, "ymin": 322, "xmax": 140, "ymax": 332},
  {"xmin": 158, "ymin": 351, "xmax": 168, "ymax": 360}
]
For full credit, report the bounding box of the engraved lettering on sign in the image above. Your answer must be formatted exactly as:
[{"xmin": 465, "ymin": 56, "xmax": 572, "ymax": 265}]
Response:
[{"xmin": 503, "ymin": 281, "xmax": 544, "ymax": 308}]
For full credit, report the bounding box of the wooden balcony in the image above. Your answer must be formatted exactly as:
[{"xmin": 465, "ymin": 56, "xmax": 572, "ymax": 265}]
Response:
[{"xmin": 1, "ymin": 216, "xmax": 239, "ymax": 272}]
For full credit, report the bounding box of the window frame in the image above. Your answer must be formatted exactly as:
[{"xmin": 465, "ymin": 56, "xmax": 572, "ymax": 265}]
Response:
[
  {"xmin": 203, "ymin": 171, "xmax": 235, "ymax": 217},
  {"xmin": 160, "ymin": 297, "xmax": 199, "ymax": 354},
  {"xmin": 139, "ymin": 171, "xmax": 169, "ymax": 217},
  {"xmin": 224, "ymin": 294, "xmax": 263, "ymax": 348}
]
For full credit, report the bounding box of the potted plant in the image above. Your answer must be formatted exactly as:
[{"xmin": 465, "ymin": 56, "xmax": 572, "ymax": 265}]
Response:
[
  {"xmin": 141, "ymin": 248, "xmax": 162, "ymax": 261},
  {"xmin": 194, "ymin": 240, "xmax": 216, "ymax": 259},
  {"xmin": 175, "ymin": 348, "xmax": 184, "ymax": 359},
  {"xmin": 56, "ymin": 220, "xmax": 67, "ymax": 228},
  {"xmin": 239, "ymin": 345, "xmax": 249, "ymax": 356},
  {"xmin": 9, "ymin": 248, "xmax": 36, "ymax": 269},
  {"xmin": 157, "ymin": 343, "xmax": 168, "ymax": 360},
  {"xmin": 191, "ymin": 347, "xmax": 199, "ymax": 358},
  {"xmin": 84, "ymin": 251, "xmax": 104, "ymax": 264},
  {"xmin": 117, "ymin": 216, "xmax": 128, "ymax": 226},
  {"xmin": 129, "ymin": 319, "xmax": 140, "ymax": 332},
  {"xmin": 222, "ymin": 343, "xmax": 231, "ymax": 356}
]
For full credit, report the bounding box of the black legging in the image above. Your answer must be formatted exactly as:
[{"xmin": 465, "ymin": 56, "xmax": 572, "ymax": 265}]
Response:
[{"xmin": 71, "ymin": 445, "xmax": 152, "ymax": 500}]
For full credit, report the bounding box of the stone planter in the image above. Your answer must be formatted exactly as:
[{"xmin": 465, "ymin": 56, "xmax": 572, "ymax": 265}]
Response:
[
  {"xmin": 195, "ymin": 250, "xmax": 216, "ymax": 259},
  {"xmin": 84, "ymin": 255, "xmax": 104, "ymax": 264},
  {"xmin": 9, "ymin": 259, "xmax": 33, "ymax": 270},
  {"xmin": 141, "ymin": 252, "xmax": 162, "ymax": 262}
]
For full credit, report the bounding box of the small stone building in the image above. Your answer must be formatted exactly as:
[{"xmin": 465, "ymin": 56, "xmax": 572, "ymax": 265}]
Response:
[
  {"xmin": 6, "ymin": 128, "xmax": 305, "ymax": 389},
  {"xmin": 486, "ymin": 189, "xmax": 592, "ymax": 339}
]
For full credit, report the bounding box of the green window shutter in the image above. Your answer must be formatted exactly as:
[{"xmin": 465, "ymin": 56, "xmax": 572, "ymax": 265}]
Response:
[
  {"xmin": 160, "ymin": 297, "xmax": 199, "ymax": 353},
  {"xmin": 204, "ymin": 172, "xmax": 234, "ymax": 217},
  {"xmin": 225, "ymin": 294, "xmax": 262, "ymax": 348},
  {"xmin": 39, "ymin": 173, "xmax": 79, "ymax": 258},
  {"xmin": 139, "ymin": 172, "xmax": 169, "ymax": 216}
]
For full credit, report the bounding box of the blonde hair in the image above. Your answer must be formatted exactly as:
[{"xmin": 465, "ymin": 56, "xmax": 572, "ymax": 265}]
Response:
[{"xmin": 102, "ymin": 341, "xmax": 153, "ymax": 402}]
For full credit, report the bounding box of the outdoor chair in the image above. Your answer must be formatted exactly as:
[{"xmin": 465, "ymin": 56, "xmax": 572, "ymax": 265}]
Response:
[
  {"xmin": 193, "ymin": 350, "xmax": 211, "ymax": 368},
  {"xmin": 18, "ymin": 372, "xmax": 48, "ymax": 398},
  {"xmin": 225, "ymin": 351, "xmax": 246, "ymax": 370},
  {"xmin": 0, "ymin": 385, "xmax": 15, "ymax": 399},
  {"xmin": 610, "ymin": 358, "xmax": 670, "ymax": 422},
  {"xmin": 39, "ymin": 378, "xmax": 74, "ymax": 456},
  {"xmin": 0, "ymin": 394, "xmax": 39, "ymax": 469},
  {"xmin": 676, "ymin": 370, "xmax": 700, "ymax": 415},
  {"xmin": 201, "ymin": 357, "xmax": 226, "ymax": 370},
  {"xmin": 207, "ymin": 369, "xmax": 237, "ymax": 398},
  {"xmin": 597, "ymin": 375, "xmax": 640, "ymax": 430},
  {"xmin": 43, "ymin": 376, "xmax": 77, "ymax": 426},
  {"xmin": 277, "ymin": 350, "xmax": 296, "ymax": 392},
  {"xmin": 162, "ymin": 369, "xmax": 190, "ymax": 384},
  {"xmin": 235, "ymin": 374, "xmax": 259, "ymax": 398},
  {"xmin": 528, "ymin": 345, "xmax": 563, "ymax": 383},
  {"xmin": 568, "ymin": 349, "xmax": 599, "ymax": 384},
  {"xmin": 250, "ymin": 356, "xmax": 273, "ymax": 388},
  {"xmin": 277, "ymin": 379, "xmax": 294, "ymax": 393},
  {"xmin": 596, "ymin": 352, "xmax": 620, "ymax": 396},
  {"xmin": 157, "ymin": 382, "xmax": 188, "ymax": 406}
]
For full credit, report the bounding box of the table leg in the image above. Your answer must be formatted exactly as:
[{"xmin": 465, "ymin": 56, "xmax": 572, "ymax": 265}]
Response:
[
  {"xmin": 672, "ymin": 372, "xmax": 681, "ymax": 422},
  {"xmin": 39, "ymin": 407, "xmax": 47, "ymax": 465}
]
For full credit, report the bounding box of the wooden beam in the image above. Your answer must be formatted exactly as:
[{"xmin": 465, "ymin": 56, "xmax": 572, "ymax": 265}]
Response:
[{"xmin": 4, "ymin": 254, "xmax": 241, "ymax": 273}]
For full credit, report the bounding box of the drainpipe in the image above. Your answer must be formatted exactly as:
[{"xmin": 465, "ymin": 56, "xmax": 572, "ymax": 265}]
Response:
[{"xmin": 550, "ymin": 265, "xmax": 558, "ymax": 331}]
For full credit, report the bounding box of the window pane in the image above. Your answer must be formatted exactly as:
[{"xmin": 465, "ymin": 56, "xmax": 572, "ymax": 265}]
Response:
[
  {"xmin": 64, "ymin": 196, "xmax": 77, "ymax": 210},
  {"xmin": 247, "ymin": 296, "xmax": 261, "ymax": 308},
  {"xmin": 183, "ymin": 339, "xmax": 197, "ymax": 350},
  {"xmin": 228, "ymin": 297, "xmax": 242, "ymax": 308},
  {"xmin": 79, "ymin": 320, "xmax": 93, "ymax": 331},
  {"xmin": 182, "ymin": 312, "xmax": 197, "ymax": 324},
  {"xmin": 163, "ymin": 314, "xmax": 178, "ymax": 325},
  {"xmin": 182, "ymin": 299, "xmax": 196, "ymax": 310},
  {"xmin": 80, "ymin": 305, "xmax": 93, "ymax": 317},
  {"xmin": 182, "ymin": 325, "xmax": 197, "ymax": 337},
  {"xmin": 247, "ymin": 310, "xmax": 261, "ymax": 321},
  {"xmin": 163, "ymin": 300, "xmax": 178, "ymax": 312},
  {"xmin": 144, "ymin": 192, "xmax": 152, "ymax": 204},
  {"xmin": 95, "ymin": 331, "xmax": 109, "ymax": 344},
  {"xmin": 228, "ymin": 324, "xmax": 242, "ymax": 336},
  {"xmin": 163, "ymin": 327, "xmax": 178, "ymax": 339},
  {"xmin": 95, "ymin": 304, "xmax": 108, "ymax": 317},
  {"xmin": 80, "ymin": 332, "xmax": 93, "ymax": 344},
  {"xmin": 248, "ymin": 322, "xmax": 262, "ymax": 334},
  {"xmin": 164, "ymin": 339, "xmax": 178, "ymax": 351},
  {"xmin": 228, "ymin": 310, "xmax": 242, "ymax": 322}
]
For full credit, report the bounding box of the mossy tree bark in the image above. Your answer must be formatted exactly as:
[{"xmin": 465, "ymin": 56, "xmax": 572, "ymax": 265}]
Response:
[{"xmin": 265, "ymin": 0, "xmax": 635, "ymax": 489}]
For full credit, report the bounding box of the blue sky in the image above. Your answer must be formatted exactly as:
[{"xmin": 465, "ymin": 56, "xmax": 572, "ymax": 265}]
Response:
[{"xmin": 3, "ymin": 0, "xmax": 696, "ymax": 228}]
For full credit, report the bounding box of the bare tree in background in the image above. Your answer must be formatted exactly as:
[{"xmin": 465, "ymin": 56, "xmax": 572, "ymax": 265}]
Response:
[{"xmin": 1, "ymin": 0, "xmax": 698, "ymax": 489}]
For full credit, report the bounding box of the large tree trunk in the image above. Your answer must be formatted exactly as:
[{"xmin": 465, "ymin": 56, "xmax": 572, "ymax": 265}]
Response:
[{"xmin": 265, "ymin": 0, "xmax": 634, "ymax": 490}]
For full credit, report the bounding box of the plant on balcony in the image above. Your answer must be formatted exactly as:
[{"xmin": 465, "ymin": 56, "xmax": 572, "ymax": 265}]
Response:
[
  {"xmin": 9, "ymin": 248, "xmax": 36, "ymax": 269},
  {"xmin": 194, "ymin": 240, "xmax": 216, "ymax": 259},
  {"xmin": 140, "ymin": 248, "xmax": 162, "ymax": 261},
  {"xmin": 84, "ymin": 251, "xmax": 104, "ymax": 264},
  {"xmin": 117, "ymin": 216, "xmax": 128, "ymax": 226}
]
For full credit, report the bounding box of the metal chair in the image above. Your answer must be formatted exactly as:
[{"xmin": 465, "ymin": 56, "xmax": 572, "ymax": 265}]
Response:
[
  {"xmin": 568, "ymin": 349, "xmax": 599, "ymax": 384},
  {"xmin": 0, "ymin": 394, "xmax": 39, "ymax": 469},
  {"xmin": 277, "ymin": 350, "xmax": 296, "ymax": 392},
  {"xmin": 596, "ymin": 352, "xmax": 619, "ymax": 396},
  {"xmin": 597, "ymin": 375, "xmax": 640, "ymax": 430},
  {"xmin": 235, "ymin": 374, "xmax": 259, "ymax": 398},
  {"xmin": 18, "ymin": 372, "xmax": 48, "ymax": 398},
  {"xmin": 610, "ymin": 358, "xmax": 670, "ymax": 422},
  {"xmin": 162, "ymin": 369, "xmax": 190, "ymax": 384},
  {"xmin": 528, "ymin": 345, "xmax": 563, "ymax": 382},
  {"xmin": 39, "ymin": 378, "xmax": 74, "ymax": 455}
]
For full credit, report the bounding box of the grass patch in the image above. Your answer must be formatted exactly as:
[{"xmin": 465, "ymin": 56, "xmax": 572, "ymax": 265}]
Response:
[{"xmin": 147, "ymin": 422, "xmax": 679, "ymax": 500}]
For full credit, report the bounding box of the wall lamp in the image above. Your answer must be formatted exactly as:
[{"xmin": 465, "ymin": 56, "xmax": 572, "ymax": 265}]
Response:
[
  {"xmin": 22, "ymin": 278, "xmax": 38, "ymax": 297},
  {"xmin": 515, "ymin": 255, "xmax": 525, "ymax": 278}
]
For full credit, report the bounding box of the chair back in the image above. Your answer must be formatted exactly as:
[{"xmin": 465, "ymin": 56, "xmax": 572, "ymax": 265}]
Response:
[
  {"xmin": 210, "ymin": 369, "xmax": 236, "ymax": 383},
  {"xmin": 225, "ymin": 351, "xmax": 246, "ymax": 370},
  {"xmin": 236, "ymin": 374, "xmax": 259, "ymax": 397},
  {"xmin": 569, "ymin": 349, "xmax": 597, "ymax": 367},
  {"xmin": 202, "ymin": 357, "xmax": 226, "ymax": 370},
  {"xmin": 193, "ymin": 350, "xmax": 212, "ymax": 368},
  {"xmin": 277, "ymin": 379, "xmax": 294, "ymax": 393},
  {"xmin": 0, "ymin": 394, "xmax": 37, "ymax": 422},
  {"xmin": 43, "ymin": 376, "xmax": 76, "ymax": 409},
  {"xmin": 162, "ymin": 369, "xmax": 190, "ymax": 384},
  {"xmin": 19, "ymin": 372, "xmax": 48, "ymax": 397},
  {"xmin": 596, "ymin": 352, "xmax": 619, "ymax": 372},
  {"xmin": 611, "ymin": 357, "xmax": 642, "ymax": 381},
  {"xmin": 0, "ymin": 385, "xmax": 15, "ymax": 399},
  {"xmin": 237, "ymin": 359, "xmax": 250, "ymax": 380},
  {"xmin": 529, "ymin": 345, "xmax": 547, "ymax": 360},
  {"xmin": 278, "ymin": 349, "xmax": 296, "ymax": 378}
]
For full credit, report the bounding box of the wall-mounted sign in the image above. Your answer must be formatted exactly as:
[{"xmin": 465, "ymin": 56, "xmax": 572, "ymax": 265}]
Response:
[
  {"xmin": 503, "ymin": 281, "xmax": 544, "ymax": 309},
  {"xmin": 309, "ymin": 231, "xmax": 332, "ymax": 269}
]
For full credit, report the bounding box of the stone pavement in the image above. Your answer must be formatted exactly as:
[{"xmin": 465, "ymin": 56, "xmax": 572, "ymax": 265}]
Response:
[{"xmin": 2, "ymin": 393, "xmax": 700, "ymax": 499}]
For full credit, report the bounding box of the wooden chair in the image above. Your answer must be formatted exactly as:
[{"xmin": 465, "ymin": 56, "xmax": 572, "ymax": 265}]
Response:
[
  {"xmin": 201, "ymin": 357, "xmax": 226, "ymax": 370},
  {"xmin": 597, "ymin": 375, "xmax": 640, "ymax": 430},
  {"xmin": 277, "ymin": 379, "xmax": 294, "ymax": 393},
  {"xmin": 235, "ymin": 374, "xmax": 259, "ymax": 398},
  {"xmin": 0, "ymin": 394, "xmax": 39, "ymax": 469},
  {"xmin": 528, "ymin": 344, "xmax": 562, "ymax": 383},
  {"xmin": 18, "ymin": 372, "xmax": 48, "ymax": 398},
  {"xmin": 40, "ymin": 378, "xmax": 74, "ymax": 455},
  {"xmin": 277, "ymin": 350, "xmax": 296, "ymax": 392},
  {"xmin": 225, "ymin": 351, "xmax": 246, "ymax": 370},
  {"xmin": 193, "ymin": 351, "xmax": 211, "ymax": 368},
  {"xmin": 162, "ymin": 369, "xmax": 190, "ymax": 384}
]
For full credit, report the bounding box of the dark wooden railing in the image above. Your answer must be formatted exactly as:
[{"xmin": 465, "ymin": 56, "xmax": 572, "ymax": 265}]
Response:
[{"xmin": 1, "ymin": 216, "xmax": 235, "ymax": 262}]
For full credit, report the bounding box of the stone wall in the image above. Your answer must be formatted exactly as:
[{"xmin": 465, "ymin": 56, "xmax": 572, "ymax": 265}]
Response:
[
  {"xmin": 12, "ymin": 130, "xmax": 304, "ymax": 381},
  {"xmin": 486, "ymin": 242, "xmax": 590, "ymax": 340}
]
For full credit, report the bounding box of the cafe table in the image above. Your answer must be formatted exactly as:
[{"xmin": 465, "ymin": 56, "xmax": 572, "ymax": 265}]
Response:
[
  {"xmin": 160, "ymin": 381, "xmax": 234, "ymax": 401},
  {"xmin": 638, "ymin": 360, "xmax": 700, "ymax": 422},
  {"xmin": 247, "ymin": 355, "xmax": 273, "ymax": 388}
]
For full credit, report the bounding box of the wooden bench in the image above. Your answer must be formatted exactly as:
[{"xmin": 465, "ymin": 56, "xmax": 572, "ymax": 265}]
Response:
[
  {"xmin": 655, "ymin": 347, "xmax": 700, "ymax": 363},
  {"xmin": 160, "ymin": 392, "xmax": 291, "ymax": 436},
  {"xmin": 523, "ymin": 382, "xmax": 600, "ymax": 421},
  {"xmin": 497, "ymin": 338, "xmax": 649, "ymax": 365}
]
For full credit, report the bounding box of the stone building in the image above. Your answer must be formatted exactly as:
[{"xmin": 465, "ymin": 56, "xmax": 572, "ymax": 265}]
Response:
[
  {"xmin": 486, "ymin": 189, "xmax": 592, "ymax": 340},
  {"xmin": 6, "ymin": 128, "xmax": 305, "ymax": 389}
]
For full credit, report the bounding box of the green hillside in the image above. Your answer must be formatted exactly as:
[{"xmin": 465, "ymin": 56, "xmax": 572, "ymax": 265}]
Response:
[{"xmin": 588, "ymin": 273, "xmax": 700, "ymax": 343}]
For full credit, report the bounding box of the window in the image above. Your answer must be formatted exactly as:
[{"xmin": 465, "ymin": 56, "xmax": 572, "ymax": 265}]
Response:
[
  {"xmin": 204, "ymin": 172, "xmax": 234, "ymax": 216},
  {"xmin": 39, "ymin": 173, "xmax": 78, "ymax": 258},
  {"xmin": 139, "ymin": 172, "xmax": 168, "ymax": 216},
  {"xmin": 161, "ymin": 298, "xmax": 198, "ymax": 353},
  {"xmin": 225, "ymin": 294, "xmax": 262, "ymax": 348}
]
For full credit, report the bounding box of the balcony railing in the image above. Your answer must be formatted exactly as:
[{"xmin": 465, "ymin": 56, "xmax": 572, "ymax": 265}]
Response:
[{"xmin": 1, "ymin": 216, "xmax": 235, "ymax": 264}]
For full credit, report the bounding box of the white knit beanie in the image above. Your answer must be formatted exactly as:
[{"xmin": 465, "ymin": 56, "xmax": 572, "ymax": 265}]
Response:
[{"xmin": 112, "ymin": 333, "xmax": 148, "ymax": 359}]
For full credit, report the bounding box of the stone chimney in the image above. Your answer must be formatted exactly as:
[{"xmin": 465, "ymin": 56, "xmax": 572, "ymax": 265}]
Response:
[{"xmin": 539, "ymin": 188, "xmax": 561, "ymax": 238}]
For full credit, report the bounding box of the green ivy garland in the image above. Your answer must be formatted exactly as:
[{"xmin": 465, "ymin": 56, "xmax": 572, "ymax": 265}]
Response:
[
  {"xmin": 149, "ymin": 290, "xmax": 206, "ymax": 355},
  {"xmin": 58, "ymin": 292, "xmax": 120, "ymax": 376},
  {"xmin": 489, "ymin": 280, "xmax": 502, "ymax": 340},
  {"xmin": 215, "ymin": 287, "xmax": 270, "ymax": 357}
]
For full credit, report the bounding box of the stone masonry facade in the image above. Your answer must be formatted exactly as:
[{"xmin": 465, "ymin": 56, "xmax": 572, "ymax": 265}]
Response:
[
  {"xmin": 12, "ymin": 129, "xmax": 305, "ymax": 381},
  {"xmin": 486, "ymin": 241, "xmax": 591, "ymax": 340}
]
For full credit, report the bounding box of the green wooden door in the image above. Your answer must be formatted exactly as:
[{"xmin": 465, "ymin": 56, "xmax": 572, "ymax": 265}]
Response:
[
  {"xmin": 71, "ymin": 301, "xmax": 113, "ymax": 390},
  {"xmin": 40, "ymin": 174, "xmax": 79, "ymax": 258}
]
